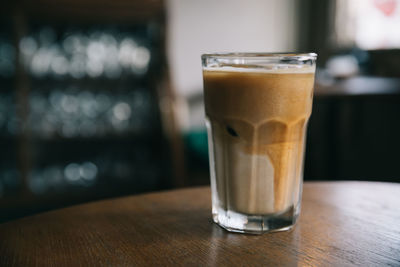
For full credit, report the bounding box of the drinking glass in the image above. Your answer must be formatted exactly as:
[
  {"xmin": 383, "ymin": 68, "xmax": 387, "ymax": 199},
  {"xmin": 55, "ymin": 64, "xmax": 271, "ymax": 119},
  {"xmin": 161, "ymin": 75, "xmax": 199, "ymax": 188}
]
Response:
[{"xmin": 202, "ymin": 53, "xmax": 317, "ymax": 234}]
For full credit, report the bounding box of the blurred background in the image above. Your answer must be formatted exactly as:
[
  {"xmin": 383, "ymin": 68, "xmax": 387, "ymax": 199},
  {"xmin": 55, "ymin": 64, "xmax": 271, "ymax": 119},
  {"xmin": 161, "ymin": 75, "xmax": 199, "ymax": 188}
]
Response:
[{"xmin": 1, "ymin": 0, "xmax": 400, "ymax": 222}]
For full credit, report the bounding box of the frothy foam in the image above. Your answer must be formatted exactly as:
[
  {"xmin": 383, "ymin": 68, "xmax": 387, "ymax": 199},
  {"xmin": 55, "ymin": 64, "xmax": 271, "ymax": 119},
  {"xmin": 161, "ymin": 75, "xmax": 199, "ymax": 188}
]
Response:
[{"xmin": 203, "ymin": 64, "xmax": 315, "ymax": 74}]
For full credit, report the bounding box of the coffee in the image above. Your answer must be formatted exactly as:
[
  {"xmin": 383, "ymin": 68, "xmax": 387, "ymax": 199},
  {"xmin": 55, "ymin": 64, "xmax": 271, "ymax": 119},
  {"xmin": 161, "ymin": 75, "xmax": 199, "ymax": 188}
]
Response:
[{"xmin": 203, "ymin": 67, "xmax": 315, "ymax": 215}]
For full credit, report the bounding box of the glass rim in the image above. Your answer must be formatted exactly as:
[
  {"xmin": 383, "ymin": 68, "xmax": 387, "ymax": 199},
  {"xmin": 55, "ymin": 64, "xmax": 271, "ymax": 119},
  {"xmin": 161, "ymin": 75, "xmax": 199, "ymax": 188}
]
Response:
[{"xmin": 201, "ymin": 52, "xmax": 317, "ymax": 60}]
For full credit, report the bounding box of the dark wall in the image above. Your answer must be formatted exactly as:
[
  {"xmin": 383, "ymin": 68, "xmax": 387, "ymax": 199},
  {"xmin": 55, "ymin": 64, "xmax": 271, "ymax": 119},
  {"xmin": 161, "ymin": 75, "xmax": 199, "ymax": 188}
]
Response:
[{"xmin": 306, "ymin": 93, "xmax": 400, "ymax": 182}]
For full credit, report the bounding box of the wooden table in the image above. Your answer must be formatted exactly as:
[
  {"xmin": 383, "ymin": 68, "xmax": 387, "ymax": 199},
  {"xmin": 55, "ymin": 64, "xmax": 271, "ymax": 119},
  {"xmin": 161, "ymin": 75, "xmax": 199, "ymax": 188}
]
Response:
[{"xmin": 1, "ymin": 182, "xmax": 400, "ymax": 266}]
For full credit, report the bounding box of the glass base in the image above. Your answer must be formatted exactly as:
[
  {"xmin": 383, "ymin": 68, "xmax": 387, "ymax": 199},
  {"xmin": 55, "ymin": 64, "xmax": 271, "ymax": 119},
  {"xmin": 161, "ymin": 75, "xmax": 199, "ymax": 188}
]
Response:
[{"xmin": 212, "ymin": 206, "xmax": 299, "ymax": 234}]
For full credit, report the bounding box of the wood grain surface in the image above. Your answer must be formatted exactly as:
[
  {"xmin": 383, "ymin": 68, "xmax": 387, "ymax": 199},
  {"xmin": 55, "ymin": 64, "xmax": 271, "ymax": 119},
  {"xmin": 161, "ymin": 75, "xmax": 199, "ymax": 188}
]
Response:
[{"xmin": 1, "ymin": 182, "xmax": 400, "ymax": 266}]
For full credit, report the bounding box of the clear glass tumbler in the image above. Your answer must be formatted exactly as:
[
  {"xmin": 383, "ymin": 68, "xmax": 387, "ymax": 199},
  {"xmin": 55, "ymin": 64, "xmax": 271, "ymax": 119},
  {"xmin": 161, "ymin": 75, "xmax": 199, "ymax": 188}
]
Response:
[{"xmin": 202, "ymin": 53, "xmax": 317, "ymax": 234}]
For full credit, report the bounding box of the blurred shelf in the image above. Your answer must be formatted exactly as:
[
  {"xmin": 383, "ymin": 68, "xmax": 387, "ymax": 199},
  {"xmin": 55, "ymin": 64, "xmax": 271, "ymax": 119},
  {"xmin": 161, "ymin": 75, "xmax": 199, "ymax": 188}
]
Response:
[
  {"xmin": 0, "ymin": 78, "xmax": 15, "ymax": 87},
  {"xmin": 28, "ymin": 77, "xmax": 153, "ymax": 91},
  {"xmin": 28, "ymin": 134, "xmax": 164, "ymax": 148},
  {"xmin": 0, "ymin": 0, "xmax": 183, "ymax": 224},
  {"xmin": 0, "ymin": 136, "xmax": 18, "ymax": 141},
  {"xmin": 2, "ymin": 0, "xmax": 165, "ymax": 24},
  {"xmin": 31, "ymin": 76, "xmax": 150, "ymax": 83},
  {"xmin": 0, "ymin": 133, "xmax": 164, "ymax": 143},
  {"xmin": 315, "ymin": 76, "xmax": 400, "ymax": 98}
]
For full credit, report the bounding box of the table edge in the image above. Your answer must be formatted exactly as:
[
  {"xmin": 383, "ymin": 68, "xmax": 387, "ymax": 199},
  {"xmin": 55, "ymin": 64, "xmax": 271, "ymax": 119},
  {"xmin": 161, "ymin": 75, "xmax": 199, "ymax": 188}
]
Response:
[{"xmin": 1, "ymin": 180, "xmax": 399, "ymax": 226}]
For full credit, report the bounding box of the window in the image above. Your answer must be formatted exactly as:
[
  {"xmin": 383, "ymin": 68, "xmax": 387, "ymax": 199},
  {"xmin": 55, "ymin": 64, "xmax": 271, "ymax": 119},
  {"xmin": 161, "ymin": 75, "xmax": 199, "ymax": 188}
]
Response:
[{"xmin": 335, "ymin": 0, "xmax": 400, "ymax": 50}]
